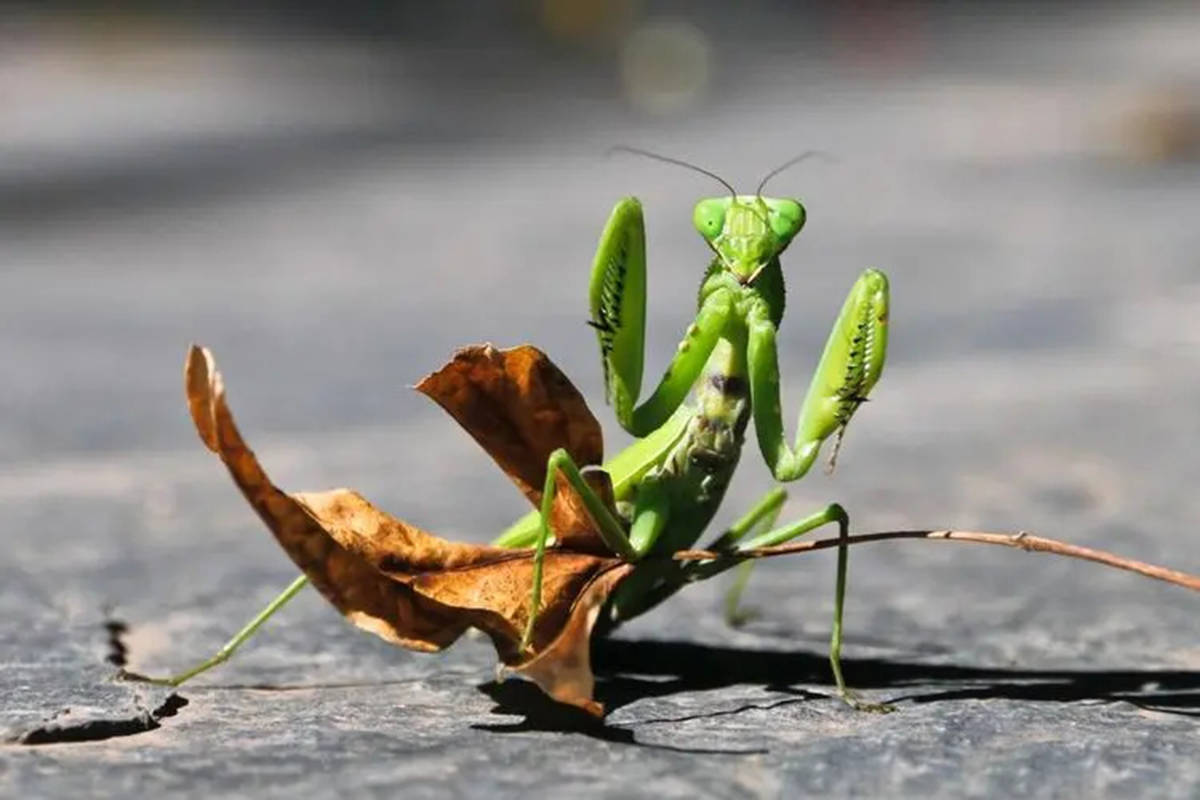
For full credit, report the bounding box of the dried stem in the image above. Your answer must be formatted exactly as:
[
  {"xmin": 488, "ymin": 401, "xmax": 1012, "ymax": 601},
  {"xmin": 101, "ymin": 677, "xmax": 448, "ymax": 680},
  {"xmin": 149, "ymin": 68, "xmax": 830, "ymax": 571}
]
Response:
[{"xmin": 673, "ymin": 530, "xmax": 1200, "ymax": 593}]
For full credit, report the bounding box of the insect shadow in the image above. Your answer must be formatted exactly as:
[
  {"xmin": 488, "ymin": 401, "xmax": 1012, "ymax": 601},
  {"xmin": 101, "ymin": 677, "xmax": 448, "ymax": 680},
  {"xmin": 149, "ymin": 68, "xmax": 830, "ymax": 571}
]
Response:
[
  {"xmin": 473, "ymin": 681, "xmax": 775, "ymax": 755},
  {"xmin": 475, "ymin": 637, "xmax": 1200, "ymax": 746},
  {"xmin": 594, "ymin": 638, "xmax": 1200, "ymax": 713}
]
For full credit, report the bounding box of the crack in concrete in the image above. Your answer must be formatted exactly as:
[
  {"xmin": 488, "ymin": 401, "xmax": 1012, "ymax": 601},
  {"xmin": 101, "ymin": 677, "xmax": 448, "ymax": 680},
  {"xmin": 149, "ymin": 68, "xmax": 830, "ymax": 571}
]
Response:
[
  {"xmin": 13, "ymin": 694, "xmax": 189, "ymax": 746},
  {"xmin": 6, "ymin": 620, "xmax": 190, "ymax": 746},
  {"xmin": 104, "ymin": 618, "xmax": 129, "ymax": 667}
]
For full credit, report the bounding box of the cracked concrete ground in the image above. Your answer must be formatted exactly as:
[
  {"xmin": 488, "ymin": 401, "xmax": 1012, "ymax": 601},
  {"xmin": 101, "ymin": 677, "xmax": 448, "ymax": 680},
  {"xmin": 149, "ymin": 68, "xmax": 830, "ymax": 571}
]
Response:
[{"xmin": 3, "ymin": 5, "xmax": 1200, "ymax": 797}]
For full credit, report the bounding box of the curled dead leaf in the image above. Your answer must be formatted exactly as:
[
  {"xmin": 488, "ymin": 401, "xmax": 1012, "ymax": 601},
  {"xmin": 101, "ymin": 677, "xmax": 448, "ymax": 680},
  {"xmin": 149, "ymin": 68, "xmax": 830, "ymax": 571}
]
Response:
[
  {"xmin": 502, "ymin": 563, "xmax": 633, "ymax": 716},
  {"xmin": 184, "ymin": 346, "xmax": 462, "ymax": 652},
  {"xmin": 415, "ymin": 343, "xmax": 604, "ymax": 498},
  {"xmin": 417, "ymin": 343, "xmax": 618, "ymax": 554},
  {"xmin": 184, "ymin": 344, "xmax": 633, "ymax": 715}
]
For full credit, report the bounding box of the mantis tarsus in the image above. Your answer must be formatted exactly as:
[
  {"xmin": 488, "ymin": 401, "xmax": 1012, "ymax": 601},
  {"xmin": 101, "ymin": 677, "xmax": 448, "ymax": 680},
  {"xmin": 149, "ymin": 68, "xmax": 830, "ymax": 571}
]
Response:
[{"xmin": 144, "ymin": 153, "xmax": 891, "ymax": 712}]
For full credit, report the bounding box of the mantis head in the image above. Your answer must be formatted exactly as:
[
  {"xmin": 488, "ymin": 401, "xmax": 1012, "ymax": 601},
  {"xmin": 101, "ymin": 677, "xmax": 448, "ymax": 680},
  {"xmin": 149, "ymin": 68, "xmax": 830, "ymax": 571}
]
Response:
[
  {"xmin": 693, "ymin": 195, "xmax": 806, "ymax": 284},
  {"xmin": 608, "ymin": 147, "xmax": 828, "ymax": 285}
]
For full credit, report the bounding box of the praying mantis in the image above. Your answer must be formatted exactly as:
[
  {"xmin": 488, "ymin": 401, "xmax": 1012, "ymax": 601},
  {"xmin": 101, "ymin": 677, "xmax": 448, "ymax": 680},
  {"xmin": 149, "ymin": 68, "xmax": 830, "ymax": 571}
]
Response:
[{"xmin": 143, "ymin": 151, "xmax": 892, "ymax": 711}]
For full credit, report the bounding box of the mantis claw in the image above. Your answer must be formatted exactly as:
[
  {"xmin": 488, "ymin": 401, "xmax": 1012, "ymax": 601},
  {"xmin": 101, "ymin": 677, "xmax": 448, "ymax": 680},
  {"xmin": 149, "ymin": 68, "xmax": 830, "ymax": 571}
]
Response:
[{"xmin": 838, "ymin": 689, "xmax": 896, "ymax": 714}]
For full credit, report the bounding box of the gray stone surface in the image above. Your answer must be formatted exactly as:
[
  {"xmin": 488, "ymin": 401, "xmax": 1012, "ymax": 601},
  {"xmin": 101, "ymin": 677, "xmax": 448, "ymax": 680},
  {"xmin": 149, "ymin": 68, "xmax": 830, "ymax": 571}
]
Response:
[{"xmin": 3, "ymin": 5, "xmax": 1200, "ymax": 797}]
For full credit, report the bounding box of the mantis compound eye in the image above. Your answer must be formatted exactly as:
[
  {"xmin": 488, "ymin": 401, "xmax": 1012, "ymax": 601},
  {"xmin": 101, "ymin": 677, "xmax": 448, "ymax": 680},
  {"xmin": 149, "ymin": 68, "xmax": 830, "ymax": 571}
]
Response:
[
  {"xmin": 765, "ymin": 198, "xmax": 806, "ymax": 243},
  {"xmin": 692, "ymin": 198, "xmax": 729, "ymax": 242}
]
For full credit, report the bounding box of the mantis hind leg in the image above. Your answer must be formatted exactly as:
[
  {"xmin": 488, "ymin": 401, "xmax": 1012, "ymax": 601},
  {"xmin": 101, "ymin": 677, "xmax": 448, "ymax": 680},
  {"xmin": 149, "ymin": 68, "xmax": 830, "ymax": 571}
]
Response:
[
  {"xmin": 694, "ymin": 502, "xmax": 893, "ymax": 712},
  {"xmin": 819, "ymin": 508, "xmax": 893, "ymax": 713},
  {"xmin": 707, "ymin": 487, "xmax": 788, "ymax": 626},
  {"xmin": 123, "ymin": 574, "xmax": 310, "ymax": 686},
  {"xmin": 739, "ymin": 503, "xmax": 893, "ymax": 713}
]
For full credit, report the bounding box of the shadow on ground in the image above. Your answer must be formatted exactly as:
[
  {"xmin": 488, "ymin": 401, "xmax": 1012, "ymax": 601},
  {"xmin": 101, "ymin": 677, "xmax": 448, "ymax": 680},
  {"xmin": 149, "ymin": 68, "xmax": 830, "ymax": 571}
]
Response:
[
  {"xmin": 12, "ymin": 629, "xmax": 1199, "ymax": 752},
  {"xmin": 471, "ymin": 638, "xmax": 1200, "ymax": 748}
]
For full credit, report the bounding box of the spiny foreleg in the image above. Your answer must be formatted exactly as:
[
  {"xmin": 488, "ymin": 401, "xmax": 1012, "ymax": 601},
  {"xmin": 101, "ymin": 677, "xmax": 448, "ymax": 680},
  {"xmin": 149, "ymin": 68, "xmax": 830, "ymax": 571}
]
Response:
[
  {"xmin": 748, "ymin": 268, "xmax": 889, "ymax": 482},
  {"xmin": 590, "ymin": 197, "xmax": 734, "ymax": 435}
]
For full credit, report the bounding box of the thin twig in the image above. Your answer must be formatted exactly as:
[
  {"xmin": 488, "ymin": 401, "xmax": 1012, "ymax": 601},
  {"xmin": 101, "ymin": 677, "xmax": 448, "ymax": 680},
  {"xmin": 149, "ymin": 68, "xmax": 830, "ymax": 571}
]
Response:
[{"xmin": 673, "ymin": 530, "xmax": 1200, "ymax": 593}]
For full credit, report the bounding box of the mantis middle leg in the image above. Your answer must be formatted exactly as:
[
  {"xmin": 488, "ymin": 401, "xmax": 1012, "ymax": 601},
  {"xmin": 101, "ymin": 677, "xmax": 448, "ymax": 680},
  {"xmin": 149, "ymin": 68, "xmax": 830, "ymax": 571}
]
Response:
[
  {"xmin": 521, "ymin": 448, "xmax": 671, "ymax": 651},
  {"xmin": 595, "ymin": 487, "xmax": 788, "ymax": 628},
  {"xmin": 709, "ymin": 487, "xmax": 788, "ymax": 625}
]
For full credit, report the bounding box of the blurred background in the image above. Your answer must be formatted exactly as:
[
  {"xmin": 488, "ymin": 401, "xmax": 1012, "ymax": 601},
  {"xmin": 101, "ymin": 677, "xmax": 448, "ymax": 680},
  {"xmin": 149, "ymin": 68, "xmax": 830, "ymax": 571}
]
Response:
[
  {"xmin": 4, "ymin": 0, "xmax": 1200, "ymax": 700},
  {"xmin": 4, "ymin": 2, "xmax": 1200, "ymax": 791}
]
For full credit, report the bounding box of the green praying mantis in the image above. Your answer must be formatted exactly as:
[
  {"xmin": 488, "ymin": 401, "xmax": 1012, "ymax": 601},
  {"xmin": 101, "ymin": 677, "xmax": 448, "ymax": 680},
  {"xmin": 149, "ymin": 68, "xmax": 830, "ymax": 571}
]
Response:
[{"xmin": 143, "ymin": 150, "xmax": 892, "ymax": 711}]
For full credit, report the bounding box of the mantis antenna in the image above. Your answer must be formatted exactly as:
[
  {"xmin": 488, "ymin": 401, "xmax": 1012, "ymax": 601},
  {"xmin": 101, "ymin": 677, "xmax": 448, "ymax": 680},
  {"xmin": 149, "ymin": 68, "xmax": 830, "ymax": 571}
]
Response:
[
  {"xmin": 755, "ymin": 151, "xmax": 836, "ymax": 196},
  {"xmin": 608, "ymin": 146, "xmax": 738, "ymax": 199}
]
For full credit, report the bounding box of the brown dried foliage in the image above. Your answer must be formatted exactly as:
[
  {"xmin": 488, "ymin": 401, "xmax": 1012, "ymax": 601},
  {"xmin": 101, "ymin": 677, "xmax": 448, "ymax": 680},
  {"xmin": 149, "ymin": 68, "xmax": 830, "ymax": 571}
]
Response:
[
  {"xmin": 414, "ymin": 344, "xmax": 618, "ymax": 553},
  {"xmin": 184, "ymin": 344, "xmax": 633, "ymax": 716}
]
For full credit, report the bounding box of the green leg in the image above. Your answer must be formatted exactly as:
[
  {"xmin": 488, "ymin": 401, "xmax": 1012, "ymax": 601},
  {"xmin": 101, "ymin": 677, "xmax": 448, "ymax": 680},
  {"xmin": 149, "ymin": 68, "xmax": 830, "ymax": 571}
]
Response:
[
  {"xmin": 627, "ymin": 291, "xmax": 733, "ymax": 435},
  {"xmin": 589, "ymin": 198, "xmax": 648, "ymax": 426},
  {"xmin": 689, "ymin": 502, "xmax": 892, "ymax": 712},
  {"xmin": 723, "ymin": 563, "xmax": 759, "ymax": 626},
  {"xmin": 710, "ymin": 487, "xmax": 788, "ymax": 550},
  {"xmin": 132, "ymin": 574, "xmax": 310, "ymax": 687},
  {"xmin": 490, "ymin": 404, "xmax": 693, "ymax": 550},
  {"xmin": 598, "ymin": 483, "xmax": 673, "ymax": 625},
  {"xmin": 707, "ymin": 487, "xmax": 788, "ymax": 626},
  {"xmin": 737, "ymin": 503, "xmax": 892, "ymax": 713},
  {"xmin": 824, "ymin": 509, "xmax": 893, "ymax": 713},
  {"xmin": 747, "ymin": 269, "xmax": 890, "ymax": 482},
  {"xmin": 605, "ymin": 493, "xmax": 813, "ymax": 628},
  {"xmin": 521, "ymin": 449, "xmax": 641, "ymax": 652},
  {"xmin": 737, "ymin": 503, "xmax": 844, "ymax": 550},
  {"xmin": 588, "ymin": 197, "xmax": 735, "ymax": 436}
]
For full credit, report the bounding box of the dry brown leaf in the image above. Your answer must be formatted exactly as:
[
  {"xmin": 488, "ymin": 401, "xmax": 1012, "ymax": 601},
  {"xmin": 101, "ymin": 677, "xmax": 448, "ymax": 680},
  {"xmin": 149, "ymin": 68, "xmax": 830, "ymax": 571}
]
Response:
[
  {"xmin": 550, "ymin": 469, "xmax": 617, "ymax": 553},
  {"xmin": 293, "ymin": 488, "xmax": 622, "ymax": 660},
  {"xmin": 414, "ymin": 343, "xmax": 604, "ymax": 497},
  {"xmin": 184, "ymin": 344, "xmax": 633, "ymax": 715},
  {"xmin": 504, "ymin": 563, "xmax": 634, "ymax": 716},
  {"xmin": 184, "ymin": 346, "xmax": 464, "ymax": 653},
  {"xmin": 416, "ymin": 344, "xmax": 617, "ymax": 554}
]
